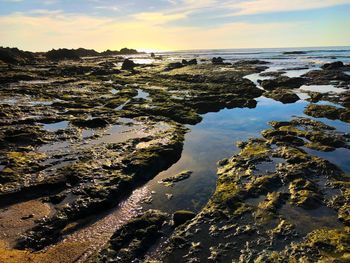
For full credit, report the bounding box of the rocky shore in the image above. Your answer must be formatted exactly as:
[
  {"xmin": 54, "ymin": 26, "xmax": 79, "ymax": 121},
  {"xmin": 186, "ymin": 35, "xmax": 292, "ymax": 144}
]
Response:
[{"xmin": 0, "ymin": 49, "xmax": 349, "ymax": 262}]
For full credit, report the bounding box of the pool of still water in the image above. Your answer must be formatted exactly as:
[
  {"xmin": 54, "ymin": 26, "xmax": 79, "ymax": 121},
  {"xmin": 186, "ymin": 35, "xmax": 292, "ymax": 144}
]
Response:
[{"xmin": 143, "ymin": 95, "xmax": 350, "ymax": 213}]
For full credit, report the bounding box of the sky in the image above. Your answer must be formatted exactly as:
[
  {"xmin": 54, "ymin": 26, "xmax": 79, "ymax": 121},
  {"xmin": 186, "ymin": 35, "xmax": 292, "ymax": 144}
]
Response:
[{"xmin": 0, "ymin": 0, "xmax": 350, "ymax": 52}]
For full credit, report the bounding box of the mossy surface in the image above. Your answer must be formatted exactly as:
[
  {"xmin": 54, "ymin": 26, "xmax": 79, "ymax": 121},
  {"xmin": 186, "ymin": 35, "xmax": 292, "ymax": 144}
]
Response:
[{"xmin": 158, "ymin": 117, "xmax": 350, "ymax": 263}]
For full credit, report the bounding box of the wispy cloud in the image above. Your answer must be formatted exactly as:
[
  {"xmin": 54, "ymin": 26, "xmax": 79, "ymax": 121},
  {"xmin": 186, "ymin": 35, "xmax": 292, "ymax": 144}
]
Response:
[
  {"xmin": 230, "ymin": 0, "xmax": 350, "ymax": 15},
  {"xmin": 0, "ymin": 0, "xmax": 349, "ymax": 50},
  {"xmin": 132, "ymin": 11, "xmax": 188, "ymax": 24}
]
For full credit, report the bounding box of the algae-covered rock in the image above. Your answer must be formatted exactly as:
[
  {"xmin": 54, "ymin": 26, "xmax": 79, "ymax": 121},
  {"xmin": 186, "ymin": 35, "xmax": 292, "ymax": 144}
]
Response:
[
  {"xmin": 264, "ymin": 89, "xmax": 300, "ymax": 104},
  {"xmin": 94, "ymin": 210, "xmax": 168, "ymax": 263},
  {"xmin": 161, "ymin": 170, "xmax": 192, "ymax": 186},
  {"xmin": 289, "ymin": 178, "xmax": 322, "ymax": 209}
]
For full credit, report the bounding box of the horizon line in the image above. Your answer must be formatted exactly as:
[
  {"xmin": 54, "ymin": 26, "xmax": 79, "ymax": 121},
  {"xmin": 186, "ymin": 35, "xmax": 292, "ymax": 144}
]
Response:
[{"xmin": 2, "ymin": 44, "xmax": 350, "ymax": 54}]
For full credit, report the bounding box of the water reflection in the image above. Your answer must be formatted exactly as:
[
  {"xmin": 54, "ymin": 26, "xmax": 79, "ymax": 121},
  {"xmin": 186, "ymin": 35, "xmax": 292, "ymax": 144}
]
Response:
[{"xmin": 144, "ymin": 95, "xmax": 350, "ymax": 214}]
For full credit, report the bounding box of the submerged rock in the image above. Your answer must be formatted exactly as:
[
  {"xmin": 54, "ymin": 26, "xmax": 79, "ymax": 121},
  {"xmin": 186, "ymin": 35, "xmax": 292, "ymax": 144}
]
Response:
[
  {"xmin": 283, "ymin": 51, "xmax": 307, "ymax": 55},
  {"xmin": 161, "ymin": 170, "xmax": 192, "ymax": 186},
  {"xmin": 173, "ymin": 210, "xmax": 196, "ymax": 227}
]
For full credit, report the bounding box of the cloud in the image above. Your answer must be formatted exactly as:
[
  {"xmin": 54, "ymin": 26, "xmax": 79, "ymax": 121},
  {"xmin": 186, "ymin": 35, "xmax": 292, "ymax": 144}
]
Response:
[
  {"xmin": 2, "ymin": 0, "xmax": 24, "ymax": 2},
  {"xmin": 132, "ymin": 11, "xmax": 188, "ymax": 24},
  {"xmin": 95, "ymin": 5, "xmax": 120, "ymax": 12},
  {"xmin": 0, "ymin": 12, "xmax": 330, "ymax": 52},
  {"xmin": 230, "ymin": 0, "xmax": 350, "ymax": 15},
  {"xmin": 0, "ymin": 0, "xmax": 349, "ymax": 51}
]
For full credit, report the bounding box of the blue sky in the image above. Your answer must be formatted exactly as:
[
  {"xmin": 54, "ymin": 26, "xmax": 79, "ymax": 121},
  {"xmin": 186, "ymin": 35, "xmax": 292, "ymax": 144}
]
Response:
[{"xmin": 1, "ymin": 0, "xmax": 350, "ymax": 51}]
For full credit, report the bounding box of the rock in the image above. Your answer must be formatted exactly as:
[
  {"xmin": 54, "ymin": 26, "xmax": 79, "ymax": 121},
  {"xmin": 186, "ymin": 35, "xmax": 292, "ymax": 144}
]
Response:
[
  {"xmin": 258, "ymin": 76, "xmax": 307, "ymax": 90},
  {"xmin": 321, "ymin": 61, "xmax": 344, "ymax": 70},
  {"xmin": 289, "ymin": 178, "xmax": 322, "ymax": 209},
  {"xmin": 304, "ymin": 104, "xmax": 341, "ymax": 120},
  {"xmin": 0, "ymin": 47, "xmax": 35, "ymax": 64},
  {"xmin": 173, "ymin": 210, "xmax": 196, "ymax": 227},
  {"xmin": 121, "ymin": 59, "xmax": 136, "ymax": 70},
  {"xmin": 72, "ymin": 118, "xmax": 109, "ymax": 128},
  {"xmin": 283, "ymin": 51, "xmax": 307, "ymax": 55},
  {"xmin": 212, "ymin": 57, "xmax": 225, "ymax": 65},
  {"xmin": 92, "ymin": 68, "xmax": 120, "ymax": 76},
  {"xmin": 303, "ymin": 69, "xmax": 350, "ymax": 84},
  {"xmin": 95, "ymin": 210, "xmax": 168, "ymax": 262},
  {"xmin": 182, "ymin": 59, "xmax": 197, "ymax": 65},
  {"xmin": 165, "ymin": 62, "xmax": 184, "ymax": 71},
  {"xmin": 118, "ymin": 48, "xmax": 139, "ymax": 55},
  {"xmin": 46, "ymin": 49, "xmax": 80, "ymax": 61},
  {"xmin": 161, "ymin": 170, "xmax": 192, "ymax": 186},
  {"xmin": 264, "ymin": 89, "xmax": 300, "ymax": 104}
]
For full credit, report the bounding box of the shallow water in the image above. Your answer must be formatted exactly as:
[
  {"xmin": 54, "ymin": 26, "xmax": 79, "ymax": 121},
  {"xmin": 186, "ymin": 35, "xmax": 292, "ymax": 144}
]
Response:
[
  {"xmin": 300, "ymin": 84, "xmax": 347, "ymax": 94},
  {"xmin": 138, "ymin": 89, "xmax": 350, "ymax": 214},
  {"xmin": 134, "ymin": 89, "xmax": 150, "ymax": 99},
  {"xmin": 43, "ymin": 121, "xmax": 69, "ymax": 132}
]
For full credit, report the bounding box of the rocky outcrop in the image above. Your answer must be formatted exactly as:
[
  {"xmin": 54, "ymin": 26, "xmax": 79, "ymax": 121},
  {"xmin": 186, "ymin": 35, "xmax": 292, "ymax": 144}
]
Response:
[{"xmin": 0, "ymin": 47, "xmax": 36, "ymax": 64}]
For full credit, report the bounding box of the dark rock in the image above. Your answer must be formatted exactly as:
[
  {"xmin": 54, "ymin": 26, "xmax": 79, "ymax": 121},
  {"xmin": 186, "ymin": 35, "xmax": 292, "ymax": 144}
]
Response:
[
  {"xmin": 212, "ymin": 57, "xmax": 225, "ymax": 65},
  {"xmin": 72, "ymin": 118, "xmax": 109, "ymax": 128},
  {"xmin": 283, "ymin": 51, "xmax": 307, "ymax": 55},
  {"xmin": 73, "ymin": 48, "xmax": 100, "ymax": 57},
  {"xmin": 95, "ymin": 210, "xmax": 168, "ymax": 263},
  {"xmin": 121, "ymin": 59, "xmax": 136, "ymax": 70},
  {"xmin": 303, "ymin": 69, "xmax": 350, "ymax": 84},
  {"xmin": 119, "ymin": 48, "xmax": 139, "ymax": 55},
  {"xmin": 46, "ymin": 49, "xmax": 80, "ymax": 61},
  {"xmin": 92, "ymin": 68, "xmax": 121, "ymax": 76},
  {"xmin": 165, "ymin": 62, "xmax": 184, "ymax": 71},
  {"xmin": 173, "ymin": 210, "xmax": 196, "ymax": 227},
  {"xmin": 182, "ymin": 59, "xmax": 197, "ymax": 65},
  {"xmin": 259, "ymin": 76, "xmax": 307, "ymax": 90},
  {"xmin": 60, "ymin": 65, "xmax": 93, "ymax": 76},
  {"xmin": 0, "ymin": 47, "xmax": 35, "ymax": 64},
  {"xmin": 264, "ymin": 89, "xmax": 300, "ymax": 104},
  {"xmin": 304, "ymin": 104, "xmax": 342, "ymax": 120},
  {"xmin": 100, "ymin": 48, "xmax": 141, "ymax": 56},
  {"xmin": 321, "ymin": 61, "xmax": 344, "ymax": 70}
]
